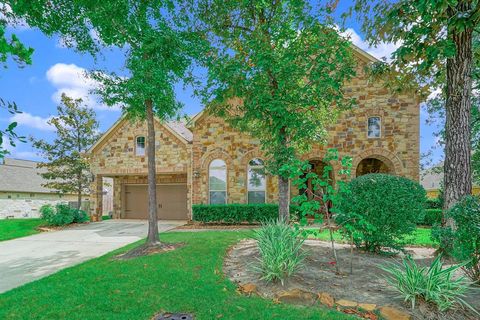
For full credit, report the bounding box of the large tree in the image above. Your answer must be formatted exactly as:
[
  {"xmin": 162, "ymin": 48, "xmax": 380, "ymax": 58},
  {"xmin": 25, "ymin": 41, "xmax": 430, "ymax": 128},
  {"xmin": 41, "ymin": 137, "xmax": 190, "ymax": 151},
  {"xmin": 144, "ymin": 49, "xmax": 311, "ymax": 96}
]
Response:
[
  {"xmin": 32, "ymin": 94, "xmax": 99, "ymax": 209},
  {"xmin": 351, "ymin": 0, "xmax": 479, "ymax": 221},
  {"xmin": 86, "ymin": 1, "xmax": 198, "ymax": 246},
  {"xmin": 191, "ymin": 0, "xmax": 356, "ymax": 221}
]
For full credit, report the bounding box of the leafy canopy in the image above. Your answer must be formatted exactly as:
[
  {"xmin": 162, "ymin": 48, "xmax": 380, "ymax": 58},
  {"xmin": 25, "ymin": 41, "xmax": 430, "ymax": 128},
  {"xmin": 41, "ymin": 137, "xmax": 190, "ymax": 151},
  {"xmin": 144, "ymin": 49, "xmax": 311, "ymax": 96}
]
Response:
[
  {"xmin": 31, "ymin": 94, "xmax": 100, "ymax": 198},
  {"xmin": 192, "ymin": 0, "xmax": 357, "ymax": 173}
]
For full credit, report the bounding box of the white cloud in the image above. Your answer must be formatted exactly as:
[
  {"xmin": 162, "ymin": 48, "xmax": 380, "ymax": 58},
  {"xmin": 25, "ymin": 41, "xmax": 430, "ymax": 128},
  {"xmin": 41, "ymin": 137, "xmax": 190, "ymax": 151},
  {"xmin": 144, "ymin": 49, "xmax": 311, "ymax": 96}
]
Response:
[
  {"xmin": 9, "ymin": 112, "xmax": 54, "ymax": 131},
  {"xmin": 46, "ymin": 63, "xmax": 119, "ymax": 111},
  {"xmin": 341, "ymin": 28, "xmax": 400, "ymax": 61}
]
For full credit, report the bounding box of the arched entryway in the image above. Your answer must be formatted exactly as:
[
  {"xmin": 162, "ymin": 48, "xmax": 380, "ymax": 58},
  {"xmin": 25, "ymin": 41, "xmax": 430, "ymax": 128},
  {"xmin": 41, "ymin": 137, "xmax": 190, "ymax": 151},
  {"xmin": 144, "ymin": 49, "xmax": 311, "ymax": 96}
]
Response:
[{"xmin": 356, "ymin": 157, "xmax": 394, "ymax": 177}]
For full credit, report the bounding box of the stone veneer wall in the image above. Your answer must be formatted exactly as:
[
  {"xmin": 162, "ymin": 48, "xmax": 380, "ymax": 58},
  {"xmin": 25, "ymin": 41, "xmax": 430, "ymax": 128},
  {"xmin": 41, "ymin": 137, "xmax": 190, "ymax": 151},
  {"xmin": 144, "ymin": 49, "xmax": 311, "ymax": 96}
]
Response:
[
  {"xmin": 191, "ymin": 58, "xmax": 419, "ymax": 205},
  {"xmin": 0, "ymin": 192, "xmax": 81, "ymax": 219},
  {"xmin": 89, "ymin": 118, "xmax": 191, "ymax": 220}
]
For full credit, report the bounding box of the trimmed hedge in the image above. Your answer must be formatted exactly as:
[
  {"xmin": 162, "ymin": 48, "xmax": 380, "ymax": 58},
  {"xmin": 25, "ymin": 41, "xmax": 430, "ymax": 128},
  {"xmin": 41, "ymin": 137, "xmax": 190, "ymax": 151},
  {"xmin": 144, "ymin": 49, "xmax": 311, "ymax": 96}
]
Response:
[
  {"xmin": 192, "ymin": 204, "xmax": 300, "ymax": 224},
  {"xmin": 420, "ymin": 208, "xmax": 443, "ymax": 226},
  {"xmin": 426, "ymin": 198, "xmax": 442, "ymax": 209}
]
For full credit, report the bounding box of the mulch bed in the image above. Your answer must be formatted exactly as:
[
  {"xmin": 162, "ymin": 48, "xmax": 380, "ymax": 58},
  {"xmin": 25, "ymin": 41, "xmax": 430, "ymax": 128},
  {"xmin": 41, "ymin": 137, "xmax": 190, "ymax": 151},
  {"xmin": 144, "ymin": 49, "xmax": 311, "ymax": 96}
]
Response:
[
  {"xmin": 225, "ymin": 239, "xmax": 480, "ymax": 320},
  {"xmin": 114, "ymin": 242, "xmax": 185, "ymax": 260},
  {"xmin": 36, "ymin": 222, "xmax": 90, "ymax": 232}
]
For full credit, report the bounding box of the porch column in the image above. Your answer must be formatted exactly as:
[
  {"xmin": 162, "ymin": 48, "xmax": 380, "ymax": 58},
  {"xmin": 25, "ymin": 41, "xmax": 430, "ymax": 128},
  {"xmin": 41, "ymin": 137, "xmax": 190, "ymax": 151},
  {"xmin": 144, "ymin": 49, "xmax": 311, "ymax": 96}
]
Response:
[{"xmin": 90, "ymin": 175, "xmax": 103, "ymax": 222}]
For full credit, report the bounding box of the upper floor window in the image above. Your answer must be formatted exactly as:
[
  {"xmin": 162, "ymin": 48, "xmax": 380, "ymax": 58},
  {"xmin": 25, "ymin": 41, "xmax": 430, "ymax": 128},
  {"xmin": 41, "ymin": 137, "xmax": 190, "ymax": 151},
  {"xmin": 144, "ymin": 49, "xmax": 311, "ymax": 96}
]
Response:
[
  {"xmin": 209, "ymin": 159, "xmax": 227, "ymax": 204},
  {"xmin": 367, "ymin": 117, "xmax": 381, "ymax": 138},
  {"xmin": 136, "ymin": 136, "xmax": 146, "ymax": 156},
  {"xmin": 248, "ymin": 158, "xmax": 266, "ymax": 204}
]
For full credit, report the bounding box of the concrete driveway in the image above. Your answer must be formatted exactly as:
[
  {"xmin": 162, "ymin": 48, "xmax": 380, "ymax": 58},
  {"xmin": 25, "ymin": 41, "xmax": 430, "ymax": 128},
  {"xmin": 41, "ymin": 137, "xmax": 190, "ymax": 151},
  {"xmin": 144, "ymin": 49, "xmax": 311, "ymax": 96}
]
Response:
[{"xmin": 0, "ymin": 219, "xmax": 184, "ymax": 294}]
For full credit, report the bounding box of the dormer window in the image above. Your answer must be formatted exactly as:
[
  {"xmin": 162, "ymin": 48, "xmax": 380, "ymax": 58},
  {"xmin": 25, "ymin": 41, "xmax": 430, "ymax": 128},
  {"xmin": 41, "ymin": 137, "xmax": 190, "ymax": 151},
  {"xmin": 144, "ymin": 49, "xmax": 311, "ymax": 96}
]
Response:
[
  {"xmin": 136, "ymin": 136, "xmax": 146, "ymax": 156},
  {"xmin": 367, "ymin": 117, "xmax": 381, "ymax": 138}
]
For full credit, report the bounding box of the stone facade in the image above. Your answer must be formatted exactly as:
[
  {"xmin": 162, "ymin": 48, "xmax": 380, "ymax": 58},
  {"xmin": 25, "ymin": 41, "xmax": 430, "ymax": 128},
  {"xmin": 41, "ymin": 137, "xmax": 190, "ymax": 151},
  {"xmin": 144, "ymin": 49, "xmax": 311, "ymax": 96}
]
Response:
[
  {"xmin": 88, "ymin": 117, "xmax": 191, "ymax": 220},
  {"xmin": 0, "ymin": 192, "xmax": 81, "ymax": 219},
  {"xmin": 89, "ymin": 50, "xmax": 420, "ymax": 220}
]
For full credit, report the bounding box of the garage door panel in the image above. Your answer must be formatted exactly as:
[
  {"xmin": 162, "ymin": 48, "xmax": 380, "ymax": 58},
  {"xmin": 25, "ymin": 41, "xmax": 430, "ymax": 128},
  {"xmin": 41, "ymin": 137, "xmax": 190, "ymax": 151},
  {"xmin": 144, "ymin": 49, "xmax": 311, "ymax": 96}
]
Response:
[{"xmin": 124, "ymin": 184, "xmax": 187, "ymax": 220}]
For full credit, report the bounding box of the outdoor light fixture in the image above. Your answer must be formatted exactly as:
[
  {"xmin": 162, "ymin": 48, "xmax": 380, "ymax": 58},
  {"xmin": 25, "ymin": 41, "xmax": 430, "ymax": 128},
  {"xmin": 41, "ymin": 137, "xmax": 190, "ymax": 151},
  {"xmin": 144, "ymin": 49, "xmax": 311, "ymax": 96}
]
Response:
[{"xmin": 193, "ymin": 170, "xmax": 201, "ymax": 179}]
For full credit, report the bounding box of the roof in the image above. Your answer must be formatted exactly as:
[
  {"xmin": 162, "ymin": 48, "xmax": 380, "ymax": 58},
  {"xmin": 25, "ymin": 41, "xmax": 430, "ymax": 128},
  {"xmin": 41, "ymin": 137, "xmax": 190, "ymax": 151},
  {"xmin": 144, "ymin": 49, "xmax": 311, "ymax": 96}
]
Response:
[
  {"xmin": 420, "ymin": 163, "xmax": 444, "ymax": 190},
  {"xmin": 88, "ymin": 116, "xmax": 193, "ymax": 154},
  {"xmin": 166, "ymin": 120, "xmax": 193, "ymax": 142},
  {"xmin": 0, "ymin": 158, "xmax": 59, "ymax": 194}
]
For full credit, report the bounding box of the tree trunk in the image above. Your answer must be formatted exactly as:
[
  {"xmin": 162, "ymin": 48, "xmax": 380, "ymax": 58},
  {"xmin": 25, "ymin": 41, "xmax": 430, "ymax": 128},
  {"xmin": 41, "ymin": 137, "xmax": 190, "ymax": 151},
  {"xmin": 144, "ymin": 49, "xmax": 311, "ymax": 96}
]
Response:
[
  {"xmin": 278, "ymin": 176, "xmax": 290, "ymax": 222},
  {"xmin": 146, "ymin": 99, "xmax": 160, "ymax": 245},
  {"xmin": 444, "ymin": 6, "xmax": 473, "ymax": 226}
]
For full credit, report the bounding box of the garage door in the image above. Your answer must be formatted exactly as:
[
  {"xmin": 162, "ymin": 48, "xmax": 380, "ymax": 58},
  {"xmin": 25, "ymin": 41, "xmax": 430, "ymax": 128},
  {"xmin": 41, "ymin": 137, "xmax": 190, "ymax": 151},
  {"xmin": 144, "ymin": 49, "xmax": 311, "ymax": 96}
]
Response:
[{"xmin": 124, "ymin": 184, "xmax": 188, "ymax": 220}]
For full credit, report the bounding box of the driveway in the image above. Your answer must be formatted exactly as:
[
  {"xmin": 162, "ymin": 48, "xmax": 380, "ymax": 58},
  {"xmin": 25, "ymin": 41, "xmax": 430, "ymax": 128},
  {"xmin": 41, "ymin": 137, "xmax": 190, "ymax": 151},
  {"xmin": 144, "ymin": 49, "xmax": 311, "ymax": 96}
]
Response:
[{"xmin": 0, "ymin": 219, "xmax": 184, "ymax": 294}]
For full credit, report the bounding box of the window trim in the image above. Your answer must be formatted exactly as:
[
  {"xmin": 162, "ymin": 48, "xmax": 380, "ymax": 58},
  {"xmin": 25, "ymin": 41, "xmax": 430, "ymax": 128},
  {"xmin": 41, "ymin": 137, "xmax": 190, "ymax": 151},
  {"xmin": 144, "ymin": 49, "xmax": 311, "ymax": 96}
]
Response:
[
  {"xmin": 208, "ymin": 159, "xmax": 228, "ymax": 205},
  {"xmin": 367, "ymin": 116, "xmax": 382, "ymax": 139},
  {"xmin": 135, "ymin": 136, "xmax": 146, "ymax": 156},
  {"xmin": 247, "ymin": 158, "xmax": 267, "ymax": 204}
]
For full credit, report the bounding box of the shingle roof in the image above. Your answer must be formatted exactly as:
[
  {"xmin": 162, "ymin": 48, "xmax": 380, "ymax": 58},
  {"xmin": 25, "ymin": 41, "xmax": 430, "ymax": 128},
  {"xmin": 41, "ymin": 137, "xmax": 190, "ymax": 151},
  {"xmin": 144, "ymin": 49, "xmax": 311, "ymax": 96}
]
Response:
[
  {"xmin": 0, "ymin": 158, "xmax": 58, "ymax": 193},
  {"xmin": 166, "ymin": 120, "xmax": 193, "ymax": 142}
]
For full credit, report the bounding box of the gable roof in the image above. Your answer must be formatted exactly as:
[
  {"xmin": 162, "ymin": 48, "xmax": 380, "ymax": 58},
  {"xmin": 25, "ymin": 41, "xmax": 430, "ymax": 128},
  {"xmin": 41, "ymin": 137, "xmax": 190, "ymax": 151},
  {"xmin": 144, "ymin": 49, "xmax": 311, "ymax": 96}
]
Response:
[
  {"xmin": 89, "ymin": 116, "xmax": 193, "ymax": 154},
  {"xmin": 0, "ymin": 158, "xmax": 58, "ymax": 194}
]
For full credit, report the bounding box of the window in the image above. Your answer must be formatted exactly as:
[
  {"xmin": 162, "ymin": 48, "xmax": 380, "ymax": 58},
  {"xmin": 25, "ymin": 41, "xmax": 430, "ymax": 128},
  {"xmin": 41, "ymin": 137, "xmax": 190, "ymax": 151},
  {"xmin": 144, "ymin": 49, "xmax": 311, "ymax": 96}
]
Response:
[
  {"xmin": 367, "ymin": 117, "xmax": 381, "ymax": 138},
  {"xmin": 209, "ymin": 159, "xmax": 227, "ymax": 204},
  {"xmin": 248, "ymin": 158, "xmax": 266, "ymax": 204},
  {"xmin": 136, "ymin": 136, "xmax": 146, "ymax": 156}
]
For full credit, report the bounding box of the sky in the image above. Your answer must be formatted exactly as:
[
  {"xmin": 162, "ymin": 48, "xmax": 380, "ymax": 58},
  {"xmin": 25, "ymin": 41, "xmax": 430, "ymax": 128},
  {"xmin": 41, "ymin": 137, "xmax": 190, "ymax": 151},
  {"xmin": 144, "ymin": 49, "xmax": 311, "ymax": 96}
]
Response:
[{"xmin": 0, "ymin": 2, "xmax": 443, "ymax": 166}]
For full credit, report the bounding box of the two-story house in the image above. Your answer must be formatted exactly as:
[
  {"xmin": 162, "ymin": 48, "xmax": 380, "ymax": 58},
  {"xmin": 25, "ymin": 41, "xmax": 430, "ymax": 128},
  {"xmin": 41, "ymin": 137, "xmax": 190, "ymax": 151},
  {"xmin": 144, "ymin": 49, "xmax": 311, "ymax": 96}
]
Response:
[{"xmin": 88, "ymin": 46, "xmax": 420, "ymax": 221}]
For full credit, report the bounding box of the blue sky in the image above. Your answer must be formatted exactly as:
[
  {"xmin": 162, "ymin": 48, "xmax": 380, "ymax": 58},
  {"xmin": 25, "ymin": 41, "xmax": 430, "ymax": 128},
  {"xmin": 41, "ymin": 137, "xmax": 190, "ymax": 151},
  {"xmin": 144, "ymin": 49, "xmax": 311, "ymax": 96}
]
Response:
[{"xmin": 0, "ymin": 4, "xmax": 443, "ymax": 166}]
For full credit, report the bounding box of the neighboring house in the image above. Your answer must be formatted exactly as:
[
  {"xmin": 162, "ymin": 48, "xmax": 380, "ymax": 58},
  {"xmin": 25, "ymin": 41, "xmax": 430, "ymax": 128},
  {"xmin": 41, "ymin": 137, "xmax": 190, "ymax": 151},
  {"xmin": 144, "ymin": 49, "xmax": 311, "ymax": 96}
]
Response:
[
  {"xmin": 88, "ymin": 46, "xmax": 420, "ymax": 221},
  {"xmin": 421, "ymin": 163, "xmax": 480, "ymax": 198},
  {"xmin": 0, "ymin": 158, "xmax": 89, "ymax": 219}
]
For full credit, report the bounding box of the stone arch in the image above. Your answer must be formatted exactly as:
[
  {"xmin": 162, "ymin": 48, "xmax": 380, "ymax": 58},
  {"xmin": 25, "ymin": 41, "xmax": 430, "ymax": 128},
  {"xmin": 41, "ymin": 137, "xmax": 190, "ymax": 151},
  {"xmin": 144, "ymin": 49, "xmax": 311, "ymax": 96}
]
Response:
[
  {"xmin": 200, "ymin": 148, "xmax": 233, "ymax": 204},
  {"xmin": 200, "ymin": 148, "xmax": 233, "ymax": 170},
  {"xmin": 353, "ymin": 148, "xmax": 404, "ymax": 178}
]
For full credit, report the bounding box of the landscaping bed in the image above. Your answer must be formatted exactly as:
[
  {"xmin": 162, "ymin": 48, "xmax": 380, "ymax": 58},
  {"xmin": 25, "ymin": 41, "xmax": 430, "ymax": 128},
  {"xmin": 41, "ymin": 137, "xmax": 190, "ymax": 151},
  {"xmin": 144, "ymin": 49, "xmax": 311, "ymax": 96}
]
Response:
[{"xmin": 225, "ymin": 239, "xmax": 480, "ymax": 320}]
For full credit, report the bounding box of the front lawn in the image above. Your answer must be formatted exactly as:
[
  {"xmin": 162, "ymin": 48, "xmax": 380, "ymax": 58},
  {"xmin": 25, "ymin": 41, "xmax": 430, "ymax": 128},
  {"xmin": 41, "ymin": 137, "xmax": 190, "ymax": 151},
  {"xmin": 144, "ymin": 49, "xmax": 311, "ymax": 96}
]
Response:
[
  {"xmin": 0, "ymin": 231, "xmax": 352, "ymax": 320},
  {"xmin": 0, "ymin": 218, "xmax": 45, "ymax": 241},
  {"xmin": 310, "ymin": 227, "xmax": 437, "ymax": 247}
]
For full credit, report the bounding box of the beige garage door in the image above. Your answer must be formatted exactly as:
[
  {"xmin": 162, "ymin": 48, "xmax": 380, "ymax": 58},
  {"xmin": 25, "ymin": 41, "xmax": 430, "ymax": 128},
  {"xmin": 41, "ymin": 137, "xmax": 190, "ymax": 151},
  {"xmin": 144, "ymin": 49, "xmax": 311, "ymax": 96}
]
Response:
[{"xmin": 124, "ymin": 184, "xmax": 188, "ymax": 220}]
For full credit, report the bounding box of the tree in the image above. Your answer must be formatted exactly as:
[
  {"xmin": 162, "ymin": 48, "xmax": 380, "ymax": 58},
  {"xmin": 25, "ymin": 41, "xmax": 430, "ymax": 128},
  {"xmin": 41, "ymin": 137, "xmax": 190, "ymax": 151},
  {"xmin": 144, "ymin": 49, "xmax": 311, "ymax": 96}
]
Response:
[
  {"xmin": 32, "ymin": 94, "xmax": 99, "ymax": 209},
  {"xmin": 191, "ymin": 0, "xmax": 356, "ymax": 221},
  {"xmin": 350, "ymin": 0, "xmax": 479, "ymax": 222},
  {"xmin": 0, "ymin": 6, "xmax": 32, "ymax": 157},
  {"xmin": 86, "ymin": 1, "xmax": 198, "ymax": 246}
]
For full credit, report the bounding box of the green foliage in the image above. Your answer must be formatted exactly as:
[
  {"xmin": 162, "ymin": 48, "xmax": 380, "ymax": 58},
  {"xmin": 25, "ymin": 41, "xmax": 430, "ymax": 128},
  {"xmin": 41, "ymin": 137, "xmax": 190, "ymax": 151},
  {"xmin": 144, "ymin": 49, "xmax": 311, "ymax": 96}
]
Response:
[
  {"xmin": 192, "ymin": 204, "xmax": 299, "ymax": 224},
  {"xmin": 40, "ymin": 203, "xmax": 88, "ymax": 226},
  {"xmin": 31, "ymin": 95, "xmax": 99, "ymax": 207},
  {"xmin": 191, "ymin": 1, "xmax": 356, "ymax": 175},
  {"xmin": 254, "ymin": 220, "xmax": 307, "ymax": 285},
  {"xmin": 420, "ymin": 209, "xmax": 443, "ymax": 226},
  {"xmin": 435, "ymin": 196, "xmax": 480, "ymax": 282},
  {"xmin": 426, "ymin": 197, "xmax": 442, "ymax": 209},
  {"xmin": 381, "ymin": 256, "xmax": 474, "ymax": 312},
  {"xmin": 337, "ymin": 173, "xmax": 426, "ymax": 252}
]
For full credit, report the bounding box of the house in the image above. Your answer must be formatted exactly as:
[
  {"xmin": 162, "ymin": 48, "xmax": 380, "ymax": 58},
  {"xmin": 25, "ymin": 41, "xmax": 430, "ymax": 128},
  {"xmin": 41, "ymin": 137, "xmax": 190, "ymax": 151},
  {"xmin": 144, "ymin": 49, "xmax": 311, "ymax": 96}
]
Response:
[
  {"xmin": 88, "ymin": 46, "xmax": 420, "ymax": 221},
  {"xmin": 421, "ymin": 163, "xmax": 480, "ymax": 199},
  {"xmin": 0, "ymin": 158, "xmax": 88, "ymax": 219}
]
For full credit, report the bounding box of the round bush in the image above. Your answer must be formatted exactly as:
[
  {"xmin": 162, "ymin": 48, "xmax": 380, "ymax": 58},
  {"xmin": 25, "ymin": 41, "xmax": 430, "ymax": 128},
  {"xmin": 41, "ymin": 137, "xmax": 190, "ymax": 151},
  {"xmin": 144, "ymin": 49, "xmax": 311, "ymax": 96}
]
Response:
[{"xmin": 337, "ymin": 173, "xmax": 426, "ymax": 252}]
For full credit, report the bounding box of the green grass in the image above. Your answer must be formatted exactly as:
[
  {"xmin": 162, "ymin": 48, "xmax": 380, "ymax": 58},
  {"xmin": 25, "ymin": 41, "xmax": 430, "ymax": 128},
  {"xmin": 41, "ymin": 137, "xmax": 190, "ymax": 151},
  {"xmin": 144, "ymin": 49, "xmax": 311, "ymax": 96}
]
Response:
[
  {"xmin": 0, "ymin": 231, "xmax": 352, "ymax": 320},
  {"xmin": 0, "ymin": 218, "xmax": 46, "ymax": 241},
  {"xmin": 308, "ymin": 227, "xmax": 437, "ymax": 247}
]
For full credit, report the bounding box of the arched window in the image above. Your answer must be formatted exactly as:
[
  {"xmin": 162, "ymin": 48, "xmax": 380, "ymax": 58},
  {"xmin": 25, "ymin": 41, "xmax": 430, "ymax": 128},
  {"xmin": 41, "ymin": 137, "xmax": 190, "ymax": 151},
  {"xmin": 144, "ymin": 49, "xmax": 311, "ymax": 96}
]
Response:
[
  {"xmin": 209, "ymin": 159, "xmax": 227, "ymax": 204},
  {"xmin": 247, "ymin": 158, "xmax": 266, "ymax": 204},
  {"xmin": 135, "ymin": 136, "xmax": 146, "ymax": 156},
  {"xmin": 367, "ymin": 117, "xmax": 381, "ymax": 138}
]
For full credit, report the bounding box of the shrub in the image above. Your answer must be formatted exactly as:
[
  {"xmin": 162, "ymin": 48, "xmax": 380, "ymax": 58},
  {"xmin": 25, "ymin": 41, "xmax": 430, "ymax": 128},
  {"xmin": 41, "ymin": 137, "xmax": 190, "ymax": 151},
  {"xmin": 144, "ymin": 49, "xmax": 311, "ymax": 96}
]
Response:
[
  {"xmin": 254, "ymin": 220, "xmax": 307, "ymax": 284},
  {"xmin": 426, "ymin": 197, "xmax": 442, "ymax": 209},
  {"xmin": 436, "ymin": 196, "xmax": 480, "ymax": 282},
  {"xmin": 337, "ymin": 173, "xmax": 426, "ymax": 252},
  {"xmin": 192, "ymin": 204, "xmax": 300, "ymax": 224},
  {"xmin": 381, "ymin": 255, "xmax": 474, "ymax": 312},
  {"xmin": 40, "ymin": 203, "xmax": 89, "ymax": 226},
  {"xmin": 420, "ymin": 209, "xmax": 443, "ymax": 226}
]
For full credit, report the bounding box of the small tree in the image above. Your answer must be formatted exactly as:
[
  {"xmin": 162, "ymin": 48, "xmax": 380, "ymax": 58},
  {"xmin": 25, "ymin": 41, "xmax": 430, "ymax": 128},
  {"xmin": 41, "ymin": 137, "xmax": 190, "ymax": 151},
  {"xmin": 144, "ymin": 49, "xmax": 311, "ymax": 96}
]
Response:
[
  {"xmin": 191, "ymin": 0, "xmax": 357, "ymax": 221},
  {"xmin": 32, "ymin": 94, "xmax": 99, "ymax": 209},
  {"xmin": 282, "ymin": 149, "xmax": 352, "ymax": 273}
]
